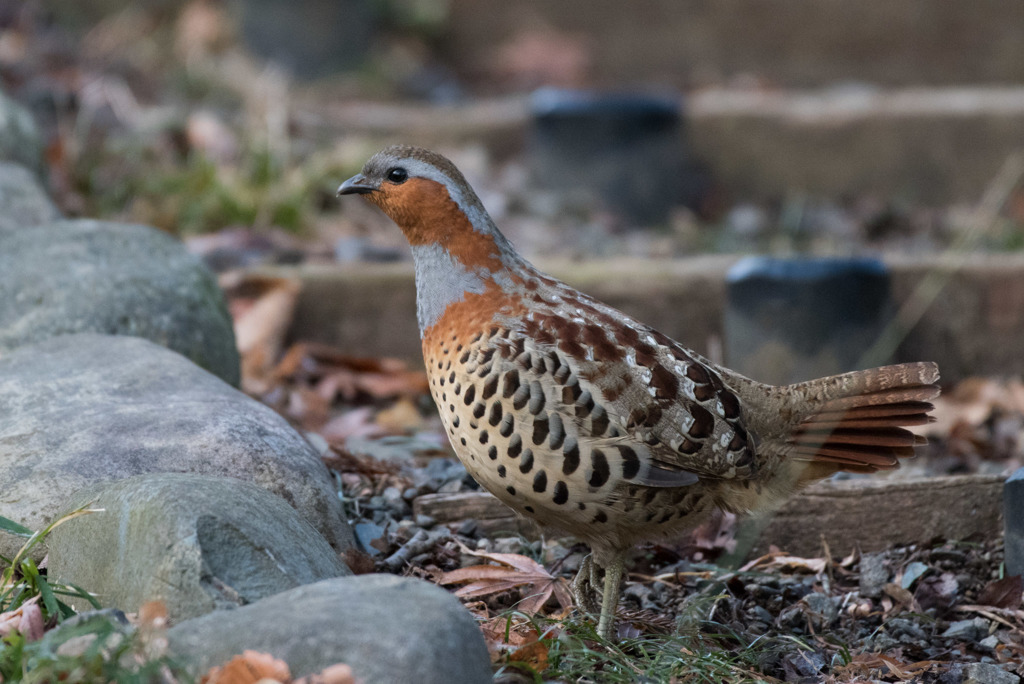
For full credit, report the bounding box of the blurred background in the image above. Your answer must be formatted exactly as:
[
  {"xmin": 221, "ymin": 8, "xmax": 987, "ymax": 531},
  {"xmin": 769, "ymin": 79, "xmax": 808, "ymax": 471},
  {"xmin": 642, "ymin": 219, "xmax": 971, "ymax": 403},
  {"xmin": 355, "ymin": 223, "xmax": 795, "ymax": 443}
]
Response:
[
  {"xmin": 4, "ymin": 0, "xmax": 1024, "ymax": 388},
  {"xmin": 4, "ymin": 0, "xmax": 1024, "ymax": 262}
]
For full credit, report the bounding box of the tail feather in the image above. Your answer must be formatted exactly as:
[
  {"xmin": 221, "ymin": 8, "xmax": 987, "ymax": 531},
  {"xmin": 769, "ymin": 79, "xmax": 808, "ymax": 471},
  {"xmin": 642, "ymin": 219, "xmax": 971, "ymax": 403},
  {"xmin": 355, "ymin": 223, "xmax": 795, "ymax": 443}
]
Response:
[{"xmin": 785, "ymin": 362, "xmax": 940, "ymax": 476}]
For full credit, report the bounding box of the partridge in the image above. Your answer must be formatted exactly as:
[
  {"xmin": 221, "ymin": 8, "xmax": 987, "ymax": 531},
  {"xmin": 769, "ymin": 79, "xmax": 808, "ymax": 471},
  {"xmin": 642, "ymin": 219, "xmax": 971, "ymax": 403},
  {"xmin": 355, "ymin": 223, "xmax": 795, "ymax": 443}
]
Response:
[{"xmin": 339, "ymin": 145, "xmax": 940, "ymax": 639}]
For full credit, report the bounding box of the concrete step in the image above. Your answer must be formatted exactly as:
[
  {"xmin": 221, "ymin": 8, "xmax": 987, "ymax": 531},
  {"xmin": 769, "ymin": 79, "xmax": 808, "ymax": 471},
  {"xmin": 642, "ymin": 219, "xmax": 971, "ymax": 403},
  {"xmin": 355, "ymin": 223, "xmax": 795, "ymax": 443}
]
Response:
[
  {"xmin": 442, "ymin": 0, "xmax": 1024, "ymax": 89},
  {"xmin": 307, "ymin": 86, "xmax": 1024, "ymax": 205},
  {"xmin": 261, "ymin": 252, "xmax": 1024, "ymax": 384}
]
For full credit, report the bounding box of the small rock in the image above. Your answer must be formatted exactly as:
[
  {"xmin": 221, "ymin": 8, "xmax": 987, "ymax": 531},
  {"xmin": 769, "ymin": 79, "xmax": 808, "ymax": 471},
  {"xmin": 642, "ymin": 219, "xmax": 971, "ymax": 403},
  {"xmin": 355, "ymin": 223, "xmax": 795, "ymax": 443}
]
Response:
[
  {"xmin": 382, "ymin": 486, "xmax": 410, "ymax": 516},
  {"xmin": 802, "ymin": 592, "xmax": 839, "ymax": 630},
  {"xmin": 414, "ymin": 514, "xmax": 437, "ymax": 527},
  {"xmin": 964, "ymin": 662, "xmax": 1020, "ymax": 684},
  {"xmin": 168, "ymin": 575, "xmax": 493, "ymax": 683},
  {"xmin": 438, "ymin": 478, "xmax": 465, "ymax": 494},
  {"xmin": 886, "ymin": 617, "xmax": 929, "ymax": 644},
  {"xmin": 942, "ymin": 617, "xmax": 990, "ymax": 641},
  {"xmin": 939, "ymin": 663, "xmax": 965, "ymax": 684},
  {"xmin": 748, "ymin": 605, "xmax": 775, "ymax": 624},
  {"xmin": 354, "ymin": 522, "xmax": 386, "ymax": 556},
  {"xmin": 491, "ymin": 537, "xmax": 525, "ymax": 555},
  {"xmin": 978, "ymin": 635, "xmax": 1000, "ymax": 651},
  {"xmin": 622, "ymin": 583, "xmax": 655, "ymax": 610},
  {"xmin": 859, "ymin": 552, "xmax": 889, "ymax": 598},
  {"xmin": 864, "ymin": 631, "xmax": 900, "ymax": 652}
]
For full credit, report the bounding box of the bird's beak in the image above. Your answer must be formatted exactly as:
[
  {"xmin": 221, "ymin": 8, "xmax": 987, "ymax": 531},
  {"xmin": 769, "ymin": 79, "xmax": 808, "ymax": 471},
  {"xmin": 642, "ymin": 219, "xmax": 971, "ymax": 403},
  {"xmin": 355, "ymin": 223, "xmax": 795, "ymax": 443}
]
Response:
[{"xmin": 337, "ymin": 174, "xmax": 377, "ymax": 196}]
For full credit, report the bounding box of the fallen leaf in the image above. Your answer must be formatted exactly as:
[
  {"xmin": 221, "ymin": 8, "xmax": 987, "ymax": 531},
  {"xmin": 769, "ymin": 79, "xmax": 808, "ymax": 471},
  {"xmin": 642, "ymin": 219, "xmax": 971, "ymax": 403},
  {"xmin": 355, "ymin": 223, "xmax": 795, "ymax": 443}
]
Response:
[
  {"xmin": 231, "ymin": 276, "xmax": 301, "ymax": 392},
  {"xmin": 374, "ymin": 398, "xmax": 426, "ymax": 433},
  {"xmin": 439, "ymin": 545, "xmax": 573, "ymax": 616},
  {"xmin": 200, "ymin": 650, "xmax": 291, "ymax": 684},
  {"xmin": 976, "ymin": 575, "xmax": 1023, "ymax": 610},
  {"xmin": 738, "ymin": 553, "xmax": 827, "ymax": 574},
  {"xmin": 0, "ymin": 596, "xmax": 44, "ymax": 641},
  {"xmin": 883, "ymin": 583, "xmax": 919, "ymax": 612},
  {"xmin": 916, "ymin": 571, "xmax": 959, "ymax": 611},
  {"xmin": 507, "ymin": 639, "xmax": 549, "ymax": 672}
]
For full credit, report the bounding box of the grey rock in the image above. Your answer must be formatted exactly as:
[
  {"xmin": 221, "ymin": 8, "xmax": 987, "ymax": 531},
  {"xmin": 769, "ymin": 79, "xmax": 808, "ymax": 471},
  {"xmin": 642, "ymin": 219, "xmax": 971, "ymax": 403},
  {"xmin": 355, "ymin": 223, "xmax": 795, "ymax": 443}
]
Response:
[
  {"xmin": 858, "ymin": 552, "xmax": 889, "ymax": 598},
  {"xmin": 0, "ymin": 219, "xmax": 239, "ymax": 385},
  {"xmin": 886, "ymin": 616, "xmax": 929, "ymax": 644},
  {"xmin": 48, "ymin": 473, "xmax": 350, "ymax": 621},
  {"xmin": 167, "ymin": 575, "xmax": 493, "ymax": 684},
  {"xmin": 965, "ymin": 663, "xmax": 1020, "ymax": 684},
  {"xmin": 0, "ymin": 334, "xmax": 353, "ymax": 560},
  {"xmin": 0, "ymin": 89, "xmax": 44, "ymax": 176},
  {"xmin": 978, "ymin": 635, "xmax": 1000, "ymax": 651},
  {"xmin": 0, "ymin": 162, "xmax": 59, "ymax": 233},
  {"xmin": 354, "ymin": 521, "xmax": 386, "ymax": 556},
  {"xmin": 802, "ymin": 592, "xmax": 839, "ymax": 630},
  {"xmin": 942, "ymin": 617, "xmax": 990, "ymax": 641}
]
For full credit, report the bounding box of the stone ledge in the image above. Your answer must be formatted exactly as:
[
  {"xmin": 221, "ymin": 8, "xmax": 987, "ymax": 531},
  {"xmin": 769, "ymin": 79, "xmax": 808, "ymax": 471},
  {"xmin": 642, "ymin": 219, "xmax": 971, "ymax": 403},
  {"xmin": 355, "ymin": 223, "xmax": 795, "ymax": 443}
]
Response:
[
  {"xmin": 409, "ymin": 474, "xmax": 1005, "ymax": 560},
  {"xmin": 260, "ymin": 252, "xmax": 1024, "ymax": 383}
]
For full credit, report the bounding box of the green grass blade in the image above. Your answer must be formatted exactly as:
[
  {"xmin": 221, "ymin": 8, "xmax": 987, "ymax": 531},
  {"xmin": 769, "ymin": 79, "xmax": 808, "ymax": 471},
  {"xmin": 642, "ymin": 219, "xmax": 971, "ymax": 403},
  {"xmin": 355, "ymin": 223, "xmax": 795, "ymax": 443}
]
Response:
[
  {"xmin": 0, "ymin": 516, "xmax": 33, "ymax": 538},
  {"xmin": 35, "ymin": 576, "xmax": 58, "ymax": 618},
  {"xmin": 53, "ymin": 582, "xmax": 102, "ymax": 610}
]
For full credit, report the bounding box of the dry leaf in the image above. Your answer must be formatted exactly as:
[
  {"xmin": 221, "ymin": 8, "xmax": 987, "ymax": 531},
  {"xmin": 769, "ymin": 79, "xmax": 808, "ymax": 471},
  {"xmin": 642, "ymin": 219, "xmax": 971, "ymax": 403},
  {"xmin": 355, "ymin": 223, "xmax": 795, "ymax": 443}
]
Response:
[
  {"xmin": 439, "ymin": 545, "xmax": 573, "ymax": 616},
  {"xmin": 738, "ymin": 552, "xmax": 827, "ymax": 574},
  {"xmin": 0, "ymin": 596, "xmax": 44, "ymax": 642},
  {"xmin": 231, "ymin": 276, "xmax": 301, "ymax": 391},
  {"xmin": 883, "ymin": 583, "xmax": 919, "ymax": 612},
  {"xmin": 374, "ymin": 398, "xmax": 426, "ymax": 433},
  {"xmin": 976, "ymin": 575, "xmax": 1024, "ymax": 610},
  {"xmin": 200, "ymin": 650, "xmax": 291, "ymax": 684},
  {"xmin": 507, "ymin": 640, "xmax": 549, "ymax": 671}
]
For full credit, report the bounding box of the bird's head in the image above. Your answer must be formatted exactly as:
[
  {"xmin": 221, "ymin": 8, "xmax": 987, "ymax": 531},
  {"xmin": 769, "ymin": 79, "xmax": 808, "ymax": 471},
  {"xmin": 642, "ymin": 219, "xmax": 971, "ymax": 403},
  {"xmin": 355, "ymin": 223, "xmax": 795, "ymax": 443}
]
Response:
[{"xmin": 338, "ymin": 145, "xmax": 511, "ymax": 271}]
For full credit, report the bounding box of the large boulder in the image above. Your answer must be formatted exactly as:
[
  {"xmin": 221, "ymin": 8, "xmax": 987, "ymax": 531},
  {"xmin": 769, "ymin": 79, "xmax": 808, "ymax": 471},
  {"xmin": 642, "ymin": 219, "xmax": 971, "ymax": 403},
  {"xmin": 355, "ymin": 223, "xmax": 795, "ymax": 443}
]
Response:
[
  {"xmin": 168, "ymin": 575, "xmax": 494, "ymax": 684},
  {"xmin": 0, "ymin": 334, "xmax": 354, "ymax": 560},
  {"xmin": 0, "ymin": 161, "xmax": 59, "ymax": 234},
  {"xmin": 0, "ymin": 219, "xmax": 240, "ymax": 385},
  {"xmin": 48, "ymin": 473, "xmax": 351, "ymax": 621},
  {"xmin": 0, "ymin": 89, "xmax": 44, "ymax": 177}
]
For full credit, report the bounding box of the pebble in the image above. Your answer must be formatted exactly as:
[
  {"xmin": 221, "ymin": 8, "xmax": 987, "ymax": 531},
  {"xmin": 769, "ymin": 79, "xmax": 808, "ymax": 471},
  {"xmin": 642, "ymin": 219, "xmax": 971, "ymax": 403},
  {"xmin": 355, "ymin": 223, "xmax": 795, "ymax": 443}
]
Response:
[
  {"xmin": 941, "ymin": 617, "xmax": 990, "ymax": 641},
  {"xmin": 886, "ymin": 617, "xmax": 929, "ymax": 644},
  {"xmin": 964, "ymin": 662, "xmax": 1020, "ymax": 684},
  {"xmin": 858, "ymin": 552, "xmax": 889, "ymax": 598},
  {"xmin": 414, "ymin": 514, "xmax": 437, "ymax": 527},
  {"xmin": 802, "ymin": 592, "xmax": 838, "ymax": 630},
  {"xmin": 978, "ymin": 635, "xmax": 1000, "ymax": 651}
]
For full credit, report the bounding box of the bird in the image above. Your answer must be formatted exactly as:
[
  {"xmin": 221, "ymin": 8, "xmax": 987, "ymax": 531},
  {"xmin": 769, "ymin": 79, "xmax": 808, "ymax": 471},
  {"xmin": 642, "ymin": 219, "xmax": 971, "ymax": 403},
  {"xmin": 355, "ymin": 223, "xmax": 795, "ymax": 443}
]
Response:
[{"xmin": 338, "ymin": 145, "xmax": 940, "ymax": 640}]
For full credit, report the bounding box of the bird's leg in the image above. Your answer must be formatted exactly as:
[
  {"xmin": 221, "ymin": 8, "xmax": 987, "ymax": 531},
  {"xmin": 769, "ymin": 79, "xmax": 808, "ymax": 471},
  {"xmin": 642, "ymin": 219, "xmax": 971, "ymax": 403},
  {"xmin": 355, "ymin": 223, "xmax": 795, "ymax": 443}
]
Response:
[
  {"xmin": 596, "ymin": 552, "xmax": 626, "ymax": 640},
  {"xmin": 571, "ymin": 553, "xmax": 600, "ymax": 616}
]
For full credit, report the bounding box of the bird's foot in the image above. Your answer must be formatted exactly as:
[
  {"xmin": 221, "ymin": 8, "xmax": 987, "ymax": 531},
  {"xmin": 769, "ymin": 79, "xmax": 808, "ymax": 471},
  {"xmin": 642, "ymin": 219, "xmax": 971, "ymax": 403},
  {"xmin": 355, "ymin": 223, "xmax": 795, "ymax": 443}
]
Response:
[{"xmin": 570, "ymin": 554, "xmax": 602, "ymax": 617}]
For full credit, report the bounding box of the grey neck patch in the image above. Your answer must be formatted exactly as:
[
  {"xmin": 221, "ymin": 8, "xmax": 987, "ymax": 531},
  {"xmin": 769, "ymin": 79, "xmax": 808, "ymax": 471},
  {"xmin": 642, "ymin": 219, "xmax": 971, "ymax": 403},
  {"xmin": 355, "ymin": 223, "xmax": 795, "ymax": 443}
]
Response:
[{"xmin": 411, "ymin": 243, "xmax": 488, "ymax": 336}]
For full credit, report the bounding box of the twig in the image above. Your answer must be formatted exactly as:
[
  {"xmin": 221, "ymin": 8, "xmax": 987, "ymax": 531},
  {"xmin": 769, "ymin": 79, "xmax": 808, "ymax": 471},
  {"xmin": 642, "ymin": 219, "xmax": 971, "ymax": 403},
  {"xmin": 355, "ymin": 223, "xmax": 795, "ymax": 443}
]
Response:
[{"xmin": 382, "ymin": 528, "xmax": 451, "ymax": 572}]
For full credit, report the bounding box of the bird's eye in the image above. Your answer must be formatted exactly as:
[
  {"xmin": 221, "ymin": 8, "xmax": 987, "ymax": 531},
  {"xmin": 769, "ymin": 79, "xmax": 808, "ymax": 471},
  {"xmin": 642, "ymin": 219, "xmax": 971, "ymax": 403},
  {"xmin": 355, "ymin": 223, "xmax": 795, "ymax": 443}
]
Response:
[{"xmin": 386, "ymin": 167, "xmax": 408, "ymax": 184}]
